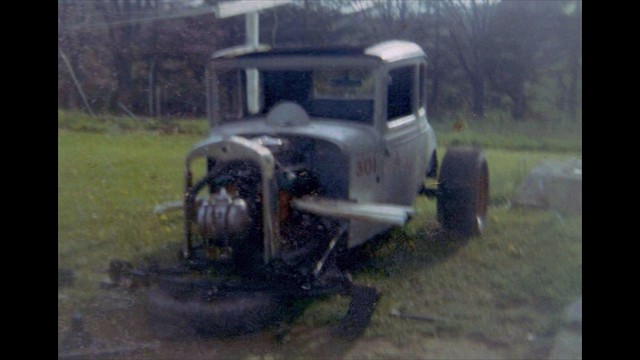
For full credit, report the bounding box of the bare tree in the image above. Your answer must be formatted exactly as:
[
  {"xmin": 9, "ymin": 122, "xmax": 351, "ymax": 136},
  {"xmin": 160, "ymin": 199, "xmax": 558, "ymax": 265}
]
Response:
[
  {"xmin": 566, "ymin": 1, "xmax": 582, "ymax": 121},
  {"xmin": 443, "ymin": 0, "xmax": 499, "ymax": 119},
  {"xmin": 58, "ymin": 0, "xmax": 580, "ymax": 122},
  {"xmin": 486, "ymin": 1, "xmax": 539, "ymax": 120},
  {"xmin": 58, "ymin": 0, "xmax": 98, "ymax": 110},
  {"xmin": 92, "ymin": 0, "xmax": 148, "ymax": 111}
]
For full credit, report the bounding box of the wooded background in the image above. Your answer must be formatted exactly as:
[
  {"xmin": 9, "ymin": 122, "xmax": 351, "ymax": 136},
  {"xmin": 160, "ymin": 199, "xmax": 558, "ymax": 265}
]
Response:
[{"xmin": 58, "ymin": 0, "xmax": 582, "ymax": 122}]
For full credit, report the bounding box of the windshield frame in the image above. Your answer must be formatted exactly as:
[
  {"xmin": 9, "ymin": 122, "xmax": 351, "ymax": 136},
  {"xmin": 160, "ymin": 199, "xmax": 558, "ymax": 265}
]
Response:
[{"xmin": 208, "ymin": 56, "xmax": 383, "ymax": 128}]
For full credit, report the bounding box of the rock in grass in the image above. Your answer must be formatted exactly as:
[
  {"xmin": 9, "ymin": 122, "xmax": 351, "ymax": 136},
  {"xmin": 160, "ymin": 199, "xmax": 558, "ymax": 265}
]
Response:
[
  {"xmin": 548, "ymin": 296, "xmax": 582, "ymax": 360},
  {"xmin": 60, "ymin": 312, "xmax": 93, "ymax": 351},
  {"xmin": 58, "ymin": 268, "xmax": 75, "ymax": 288},
  {"xmin": 511, "ymin": 158, "xmax": 582, "ymax": 214},
  {"xmin": 565, "ymin": 296, "xmax": 582, "ymax": 328}
]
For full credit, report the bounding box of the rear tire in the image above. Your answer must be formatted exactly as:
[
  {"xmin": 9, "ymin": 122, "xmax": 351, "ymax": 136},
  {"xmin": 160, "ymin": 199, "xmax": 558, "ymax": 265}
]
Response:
[
  {"xmin": 437, "ymin": 147, "xmax": 489, "ymax": 237},
  {"xmin": 426, "ymin": 150, "xmax": 438, "ymax": 178}
]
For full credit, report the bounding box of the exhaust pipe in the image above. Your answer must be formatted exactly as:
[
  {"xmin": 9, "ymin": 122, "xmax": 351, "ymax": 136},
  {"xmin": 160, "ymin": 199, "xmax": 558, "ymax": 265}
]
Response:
[{"xmin": 291, "ymin": 196, "xmax": 414, "ymax": 226}]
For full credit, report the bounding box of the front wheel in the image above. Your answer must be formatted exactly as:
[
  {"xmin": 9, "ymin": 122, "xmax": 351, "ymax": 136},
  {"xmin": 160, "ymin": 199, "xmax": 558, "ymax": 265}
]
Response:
[
  {"xmin": 146, "ymin": 284, "xmax": 286, "ymax": 338},
  {"xmin": 437, "ymin": 147, "xmax": 489, "ymax": 237}
]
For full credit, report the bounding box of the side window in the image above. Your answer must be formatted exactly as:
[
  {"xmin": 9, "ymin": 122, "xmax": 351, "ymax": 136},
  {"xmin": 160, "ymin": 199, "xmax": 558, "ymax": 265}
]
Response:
[
  {"xmin": 387, "ymin": 66, "xmax": 415, "ymax": 121},
  {"xmin": 217, "ymin": 70, "xmax": 245, "ymax": 122}
]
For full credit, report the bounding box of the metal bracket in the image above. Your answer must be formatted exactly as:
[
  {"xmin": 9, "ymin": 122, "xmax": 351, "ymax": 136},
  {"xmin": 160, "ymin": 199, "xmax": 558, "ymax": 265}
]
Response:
[
  {"xmin": 419, "ymin": 186, "xmax": 438, "ymax": 198},
  {"xmin": 313, "ymin": 224, "xmax": 348, "ymax": 279}
]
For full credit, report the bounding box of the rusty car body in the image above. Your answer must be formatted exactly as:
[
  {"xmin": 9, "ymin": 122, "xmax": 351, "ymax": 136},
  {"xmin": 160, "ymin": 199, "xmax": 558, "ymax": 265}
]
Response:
[
  {"xmin": 185, "ymin": 40, "xmax": 438, "ymax": 263},
  {"xmin": 112, "ymin": 40, "xmax": 489, "ymax": 337}
]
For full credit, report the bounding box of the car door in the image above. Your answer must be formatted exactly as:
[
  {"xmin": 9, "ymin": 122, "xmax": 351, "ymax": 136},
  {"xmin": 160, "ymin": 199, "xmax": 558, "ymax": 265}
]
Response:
[{"xmin": 381, "ymin": 63, "xmax": 425, "ymax": 206}]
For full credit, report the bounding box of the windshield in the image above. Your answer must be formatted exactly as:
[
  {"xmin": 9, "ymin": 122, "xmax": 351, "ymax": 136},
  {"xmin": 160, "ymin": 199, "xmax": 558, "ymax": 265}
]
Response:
[{"xmin": 214, "ymin": 66, "xmax": 375, "ymax": 124}]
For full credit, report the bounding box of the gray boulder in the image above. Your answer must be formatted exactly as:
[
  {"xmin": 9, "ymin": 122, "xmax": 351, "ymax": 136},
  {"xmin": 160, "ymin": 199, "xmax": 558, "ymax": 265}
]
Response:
[{"xmin": 512, "ymin": 158, "xmax": 582, "ymax": 214}]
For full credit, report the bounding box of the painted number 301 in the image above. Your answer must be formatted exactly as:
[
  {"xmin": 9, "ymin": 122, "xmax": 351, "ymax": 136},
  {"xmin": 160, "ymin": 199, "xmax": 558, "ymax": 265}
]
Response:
[{"xmin": 356, "ymin": 157, "xmax": 377, "ymax": 177}]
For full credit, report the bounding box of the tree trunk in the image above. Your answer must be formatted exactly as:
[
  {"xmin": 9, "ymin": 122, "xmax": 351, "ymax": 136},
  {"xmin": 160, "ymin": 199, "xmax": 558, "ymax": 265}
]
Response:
[
  {"xmin": 428, "ymin": 1, "xmax": 442, "ymax": 115},
  {"xmin": 510, "ymin": 89, "xmax": 526, "ymax": 120},
  {"xmin": 112, "ymin": 53, "xmax": 133, "ymax": 111},
  {"xmin": 568, "ymin": 56, "xmax": 580, "ymax": 121},
  {"xmin": 68, "ymin": 47, "xmax": 82, "ymax": 110},
  {"xmin": 148, "ymin": 58, "xmax": 156, "ymax": 117},
  {"xmin": 567, "ymin": 1, "xmax": 581, "ymax": 121},
  {"xmin": 470, "ymin": 77, "xmax": 485, "ymax": 118},
  {"xmin": 429, "ymin": 75, "xmax": 440, "ymax": 115},
  {"xmin": 554, "ymin": 72, "xmax": 566, "ymax": 112},
  {"xmin": 568, "ymin": 9, "xmax": 581, "ymax": 121}
]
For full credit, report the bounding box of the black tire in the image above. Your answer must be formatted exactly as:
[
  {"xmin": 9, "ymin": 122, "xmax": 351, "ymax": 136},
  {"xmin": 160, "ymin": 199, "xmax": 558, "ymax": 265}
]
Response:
[
  {"xmin": 437, "ymin": 147, "xmax": 489, "ymax": 237},
  {"xmin": 146, "ymin": 286, "xmax": 286, "ymax": 338},
  {"xmin": 336, "ymin": 285, "xmax": 380, "ymax": 340},
  {"xmin": 426, "ymin": 150, "xmax": 438, "ymax": 178}
]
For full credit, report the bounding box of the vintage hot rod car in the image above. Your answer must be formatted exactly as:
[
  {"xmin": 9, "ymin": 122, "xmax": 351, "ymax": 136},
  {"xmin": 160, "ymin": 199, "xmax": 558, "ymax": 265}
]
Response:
[{"xmin": 115, "ymin": 40, "xmax": 489, "ymax": 337}]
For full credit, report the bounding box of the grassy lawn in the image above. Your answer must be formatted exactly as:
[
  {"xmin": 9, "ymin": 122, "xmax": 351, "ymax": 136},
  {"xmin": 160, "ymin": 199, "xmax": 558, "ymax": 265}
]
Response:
[
  {"xmin": 58, "ymin": 111, "xmax": 581, "ymax": 358},
  {"xmin": 58, "ymin": 131, "xmax": 195, "ymax": 287},
  {"xmin": 291, "ymin": 151, "xmax": 581, "ymax": 357}
]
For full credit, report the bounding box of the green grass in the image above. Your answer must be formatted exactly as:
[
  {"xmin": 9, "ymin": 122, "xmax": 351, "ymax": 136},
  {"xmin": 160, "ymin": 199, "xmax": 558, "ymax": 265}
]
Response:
[
  {"xmin": 481, "ymin": 148, "xmax": 575, "ymax": 206},
  {"xmin": 294, "ymin": 201, "xmax": 581, "ymax": 346},
  {"xmin": 58, "ymin": 111, "xmax": 581, "ymax": 356},
  {"xmin": 58, "ymin": 131, "xmax": 197, "ymax": 287},
  {"xmin": 58, "ymin": 109, "xmax": 209, "ymax": 135},
  {"xmin": 431, "ymin": 115, "xmax": 582, "ymax": 153}
]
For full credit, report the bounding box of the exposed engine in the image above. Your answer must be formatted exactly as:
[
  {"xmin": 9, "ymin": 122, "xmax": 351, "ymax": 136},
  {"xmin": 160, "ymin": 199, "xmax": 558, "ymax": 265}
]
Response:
[
  {"xmin": 192, "ymin": 135, "xmax": 343, "ymax": 268},
  {"xmin": 196, "ymin": 188, "xmax": 251, "ymax": 248}
]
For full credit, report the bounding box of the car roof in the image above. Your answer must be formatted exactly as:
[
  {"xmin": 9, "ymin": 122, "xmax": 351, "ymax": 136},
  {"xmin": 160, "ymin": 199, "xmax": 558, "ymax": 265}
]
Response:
[{"xmin": 212, "ymin": 40, "xmax": 425, "ymax": 63}]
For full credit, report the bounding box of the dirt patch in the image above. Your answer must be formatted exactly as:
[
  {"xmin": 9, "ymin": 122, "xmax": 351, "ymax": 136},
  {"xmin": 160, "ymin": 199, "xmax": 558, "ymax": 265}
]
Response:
[
  {"xmin": 58, "ymin": 207, "xmax": 580, "ymax": 359},
  {"xmin": 345, "ymin": 336, "xmax": 508, "ymax": 359},
  {"xmin": 59, "ymin": 289, "xmax": 281, "ymax": 359},
  {"xmin": 58, "ymin": 286, "xmax": 559, "ymax": 360}
]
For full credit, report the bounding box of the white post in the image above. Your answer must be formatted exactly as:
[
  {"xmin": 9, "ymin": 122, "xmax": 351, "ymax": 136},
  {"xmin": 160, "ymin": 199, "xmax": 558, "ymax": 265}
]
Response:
[
  {"xmin": 215, "ymin": 1, "xmax": 293, "ymax": 114},
  {"xmin": 246, "ymin": 11, "xmax": 259, "ymax": 48},
  {"xmin": 246, "ymin": 11, "xmax": 260, "ymax": 114}
]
